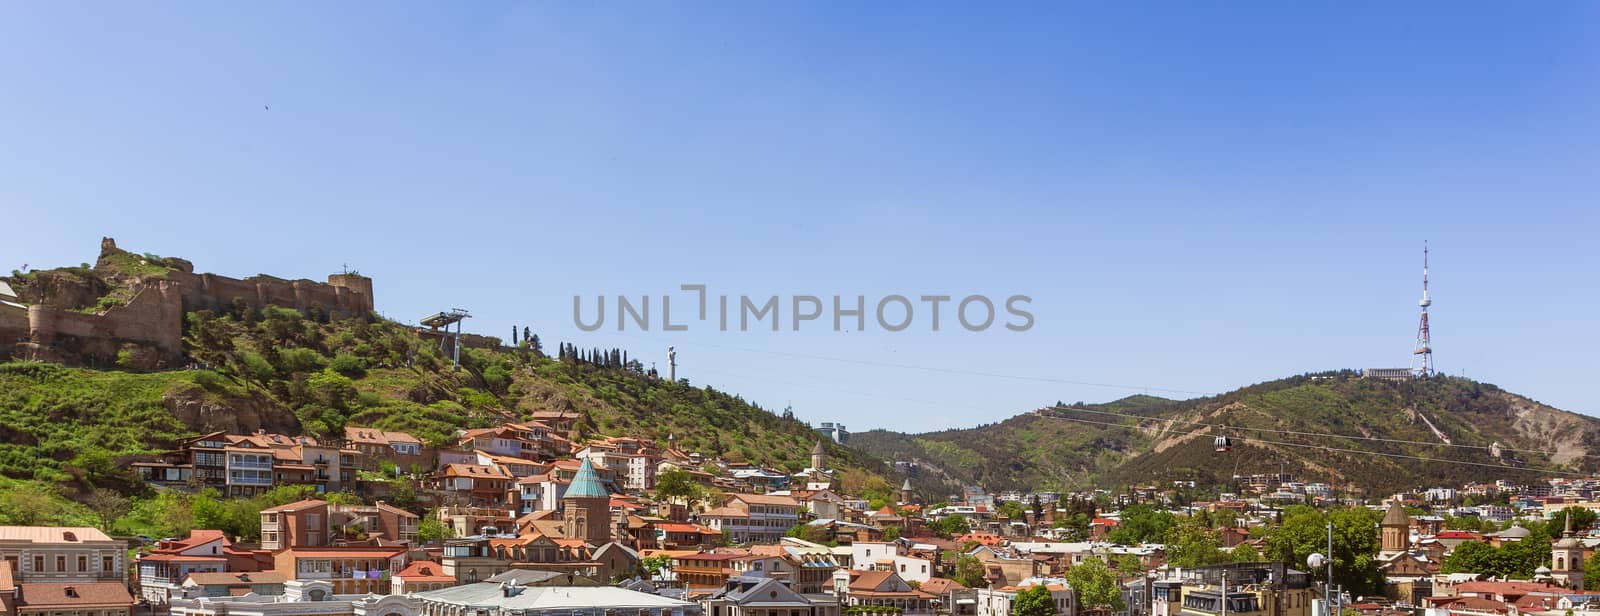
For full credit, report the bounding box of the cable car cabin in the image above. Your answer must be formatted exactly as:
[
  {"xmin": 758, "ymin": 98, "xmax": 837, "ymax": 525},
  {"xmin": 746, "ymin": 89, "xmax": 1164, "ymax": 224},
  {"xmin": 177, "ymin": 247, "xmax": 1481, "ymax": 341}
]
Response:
[{"xmin": 1214, "ymin": 436, "xmax": 1233, "ymax": 452}]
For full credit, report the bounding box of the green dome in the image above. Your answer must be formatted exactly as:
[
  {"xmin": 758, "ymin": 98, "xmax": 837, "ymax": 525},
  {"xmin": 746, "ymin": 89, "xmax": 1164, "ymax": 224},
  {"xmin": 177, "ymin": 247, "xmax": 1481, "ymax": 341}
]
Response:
[{"xmin": 566, "ymin": 458, "xmax": 610, "ymax": 499}]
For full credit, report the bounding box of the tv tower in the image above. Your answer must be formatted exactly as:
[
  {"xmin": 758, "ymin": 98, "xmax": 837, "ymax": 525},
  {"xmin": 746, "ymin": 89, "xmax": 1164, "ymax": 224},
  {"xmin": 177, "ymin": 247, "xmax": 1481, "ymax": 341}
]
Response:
[{"xmin": 1412, "ymin": 242, "xmax": 1435, "ymax": 377}]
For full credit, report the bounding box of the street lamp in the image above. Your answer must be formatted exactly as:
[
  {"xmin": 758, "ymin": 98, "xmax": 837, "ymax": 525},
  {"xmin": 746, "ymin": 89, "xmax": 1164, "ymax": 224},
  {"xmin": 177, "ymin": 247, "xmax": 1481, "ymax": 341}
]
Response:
[{"xmin": 1307, "ymin": 521, "xmax": 1339, "ymax": 616}]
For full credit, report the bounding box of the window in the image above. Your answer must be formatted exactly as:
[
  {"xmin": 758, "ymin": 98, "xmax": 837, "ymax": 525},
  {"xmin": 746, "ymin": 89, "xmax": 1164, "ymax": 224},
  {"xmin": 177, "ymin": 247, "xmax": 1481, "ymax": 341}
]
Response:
[
  {"xmin": 34, "ymin": 556, "xmax": 43, "ymax": 572},
  {"xmin": 103, "ymin": 557, "xmax": 114, "ymax": 572},
  {"xmin": 78, "ymin": 556, "xmax": 87, "ymax": 571},
  {"xmin": 57, "ymin": 556, "xmax": 66, "ymax": 571}
]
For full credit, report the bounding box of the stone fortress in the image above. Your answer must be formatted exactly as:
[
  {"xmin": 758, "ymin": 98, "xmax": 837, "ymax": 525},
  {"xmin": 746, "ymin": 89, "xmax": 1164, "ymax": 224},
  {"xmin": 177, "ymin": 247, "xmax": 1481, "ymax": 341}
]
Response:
[{"xmin": 0, "ymin": 238, "xmax": 373, "ymax": 369}]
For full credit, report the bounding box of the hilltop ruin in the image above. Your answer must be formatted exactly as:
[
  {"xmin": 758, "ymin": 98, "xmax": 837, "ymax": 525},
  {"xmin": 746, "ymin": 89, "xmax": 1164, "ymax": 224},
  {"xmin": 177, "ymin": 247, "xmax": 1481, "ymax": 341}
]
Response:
[{"xmin": 0, "ymin": 238, "xmax": 373, "ymax": 369}]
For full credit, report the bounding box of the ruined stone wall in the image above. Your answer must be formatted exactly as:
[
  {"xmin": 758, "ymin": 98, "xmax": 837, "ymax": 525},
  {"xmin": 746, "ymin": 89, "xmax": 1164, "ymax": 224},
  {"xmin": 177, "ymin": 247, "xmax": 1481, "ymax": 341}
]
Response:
[
  {"xmin": 0, "ymin": 305, "xmax": 29, "ymax": 354},
  {"xmin": 21, "ymin": 280, "xmax": 186, "ymax": 367},
  {"xmin": 169, "ymin": 271, "xmax": 373, "ymax": 318},
  {"xmin": 9, "ymin": 238, "xmax": 375, "ymax": 367}
]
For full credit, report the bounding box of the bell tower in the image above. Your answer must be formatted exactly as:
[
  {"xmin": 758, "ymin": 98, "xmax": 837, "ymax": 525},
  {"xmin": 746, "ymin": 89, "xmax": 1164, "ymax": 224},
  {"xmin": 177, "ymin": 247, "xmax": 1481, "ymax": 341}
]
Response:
[{"xmin": 1553, "ymin": 511, "xmax": 1585, "ymax": 590}]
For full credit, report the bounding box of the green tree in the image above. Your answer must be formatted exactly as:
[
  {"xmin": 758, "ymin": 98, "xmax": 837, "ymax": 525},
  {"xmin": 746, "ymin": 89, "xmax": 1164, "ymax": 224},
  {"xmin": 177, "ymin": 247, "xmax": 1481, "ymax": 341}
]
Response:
[
  {"xmin": 1108, "ymin": 505, "xmax": 1176, "ymax": 545},
  {"xmin": 641, "ymin": 554, "xmax": 674, "ymax": 576},
  {"xmin": 1165, "ymin": 517, "xmax": 1226, "ymax": 568},
  {"xmin": 954, "ymin": 555, "xmax": 989, "ymax": 588},
  {"xmin": 1065, "ymin": 557, "xmax": 1125, "ymax": 610},
  {"xmin": 1264, "ymin": 506, "xmax": 1383, "ymax": 596},
  {"xmin": 1012, "ymin": 585, "xmax": 1059, "ymax": 616},
  {"xmin": 418, "ymin": 513, "xmax": 454, "ymax": 544},
  {"xmin": 1113, "ymin": 554, "xmax": 1145, "ymax": 574},
  {"xmin": 1441, "ymin": 541, "xmax": 1507, "ymax": 577},
  {"xmin": 656, "ymin": 467, "xmax": 704, "ymax": 502},
  {"xmin": 998, "ymin": 500, "xmax": 1027, "ymax": 520},
  {"xmin": 934, "ymin": 515, "xmax": 972, "ymax": 538},
  {"xmin": 1230, "ymin": 543, "xmax": 1263, "ymax": 563}
]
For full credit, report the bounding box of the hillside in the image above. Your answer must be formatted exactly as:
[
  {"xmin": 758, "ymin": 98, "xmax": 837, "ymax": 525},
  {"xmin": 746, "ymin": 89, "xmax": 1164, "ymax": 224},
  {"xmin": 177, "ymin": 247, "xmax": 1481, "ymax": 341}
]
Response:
[
  {"xmin": 0, "ymin": 250, "xmax": 887, "ymax": 512},
  {"xmin": 851, "ymin": 373, "xmax": 1600, "ymax": 497}
]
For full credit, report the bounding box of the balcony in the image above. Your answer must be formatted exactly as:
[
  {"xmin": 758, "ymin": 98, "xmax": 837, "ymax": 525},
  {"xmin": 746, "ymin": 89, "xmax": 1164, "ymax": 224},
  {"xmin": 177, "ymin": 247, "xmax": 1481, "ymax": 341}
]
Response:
[{"xmin": 231, "ymin": 460, "xmax": 273, "ymax": 470}]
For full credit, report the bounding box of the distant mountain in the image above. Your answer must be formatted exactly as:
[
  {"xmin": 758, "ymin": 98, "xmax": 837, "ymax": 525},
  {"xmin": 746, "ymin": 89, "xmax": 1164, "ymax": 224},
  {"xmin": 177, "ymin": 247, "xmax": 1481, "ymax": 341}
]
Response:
[{"xmin": 849, "ymin": 373, "xmax": 1600, "ymax": 497}]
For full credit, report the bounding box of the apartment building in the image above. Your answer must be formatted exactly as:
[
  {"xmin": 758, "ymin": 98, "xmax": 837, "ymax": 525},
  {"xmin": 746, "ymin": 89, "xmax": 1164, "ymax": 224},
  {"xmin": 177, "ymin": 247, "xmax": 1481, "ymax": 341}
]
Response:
[
  {"xmin": 0, "ymin": 526, "xmax": 126, "ymax": 585},
  {"xmin": 700, "ymin": 494, "xmax": 800, "ymax": 544},
  {"xmin": 260, "ymin": 500, "xmax": 330, "ymax": 551}
]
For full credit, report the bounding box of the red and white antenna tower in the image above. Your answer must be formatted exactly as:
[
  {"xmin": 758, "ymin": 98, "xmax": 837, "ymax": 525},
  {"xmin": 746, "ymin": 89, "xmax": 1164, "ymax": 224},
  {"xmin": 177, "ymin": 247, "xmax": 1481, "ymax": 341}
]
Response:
[{"xmin": 1412, "ymin": 242, "xmax": 1435, "ymax": 377}]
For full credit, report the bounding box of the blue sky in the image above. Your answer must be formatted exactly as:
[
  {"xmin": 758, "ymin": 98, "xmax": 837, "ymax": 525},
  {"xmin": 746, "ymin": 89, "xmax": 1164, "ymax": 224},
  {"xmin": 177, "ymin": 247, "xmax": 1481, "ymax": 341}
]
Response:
[{"xmin": 3, "ymin": 3, "xmax": 1597, "ymax": 430}]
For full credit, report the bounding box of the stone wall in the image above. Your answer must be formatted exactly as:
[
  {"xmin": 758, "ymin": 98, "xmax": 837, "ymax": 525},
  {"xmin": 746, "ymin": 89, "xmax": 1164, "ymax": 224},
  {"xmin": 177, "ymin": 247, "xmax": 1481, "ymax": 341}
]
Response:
[
  {"xmin": 0, "ymin": 304, "xmax": 29, "ymax": 356},
  {"xmin": 7, "ymin": 238, "xmax": 376, "ymax": 368}
]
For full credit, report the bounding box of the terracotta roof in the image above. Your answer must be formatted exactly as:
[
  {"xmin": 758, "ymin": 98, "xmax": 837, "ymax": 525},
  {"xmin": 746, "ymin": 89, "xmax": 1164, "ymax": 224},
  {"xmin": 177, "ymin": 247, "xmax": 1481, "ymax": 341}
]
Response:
[
  {"xmin": 729, "ymin": 493, "xmax": 798, "ymax": 507},
  {"xmin": 919, "ymin": 577, "xmax": 965, "ymax": 594},
  {"xmin": 1452, "ymin": 581, "xmax": 1566, "ymax": 595},
  {"xmin": 150, "ymin": 530, "xmax": 228, "ymax": 554},
  {"xmin": 260, "ymin": 499, "xmax": 328, "ymax": 514},
  {"xmin": 849, "ymin": 570, "xmax": 895, "ymax": 591},
  {"xmin": 139, "ymin": 554, "xmax": 227, "ymax": 563},
  {"xmin": 280, "ymin": 547, "xmax": 406, "ymax": 558},
  {"xmin": 440, "ymin": 463, "xmax": 514, "ymax": 479},
  {"xmin": 394, "ymin": 560, "xmax": 455, "ymax": 582},
  {"xmin": 183, "ymin": 571, "xmax": 289, "ymax": 586},
  {"xmin": 0, "ymin": 526, "xmax": 113, "ymax": 543},
  {"xmin": 655, "ymin": 522, "xmax": 720, "ymax": 535},
  {"xmin": 17, "ymin": 583, "xmax": 134, "ymax": 609}
]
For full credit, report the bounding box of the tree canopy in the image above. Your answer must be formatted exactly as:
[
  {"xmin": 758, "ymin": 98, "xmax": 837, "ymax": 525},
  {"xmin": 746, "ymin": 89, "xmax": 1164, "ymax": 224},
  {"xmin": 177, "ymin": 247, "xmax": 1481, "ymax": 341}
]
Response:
[
  {"xmin": 1066, "ymin": 557, "xmax": 1125, "ymax": 610},
  {"xmin": 1012, "ymin": 585, "xmax": 1059, "ymax": 616}
]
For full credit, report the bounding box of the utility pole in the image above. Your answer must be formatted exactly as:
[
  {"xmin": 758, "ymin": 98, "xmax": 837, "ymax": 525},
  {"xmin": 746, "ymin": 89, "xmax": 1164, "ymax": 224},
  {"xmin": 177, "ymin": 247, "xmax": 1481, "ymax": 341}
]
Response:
[
  {"xmin": 1328, "ymin": 521, "xmax": 1339, "ymax": 616},
  {"xmin": 1221, "ymin": 569, "xmax": 1228, "ymax": 616}
]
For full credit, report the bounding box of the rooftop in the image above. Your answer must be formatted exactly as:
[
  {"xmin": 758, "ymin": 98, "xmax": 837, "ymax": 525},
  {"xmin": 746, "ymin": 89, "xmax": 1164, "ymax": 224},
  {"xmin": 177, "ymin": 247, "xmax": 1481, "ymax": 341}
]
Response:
[
  {"xmin": 0, "ymin": 526, "xmax": 114, "ymax": 544},
  {"xmin": 413, "ymin": 582, "xmax": 695, "ymax": 610}
]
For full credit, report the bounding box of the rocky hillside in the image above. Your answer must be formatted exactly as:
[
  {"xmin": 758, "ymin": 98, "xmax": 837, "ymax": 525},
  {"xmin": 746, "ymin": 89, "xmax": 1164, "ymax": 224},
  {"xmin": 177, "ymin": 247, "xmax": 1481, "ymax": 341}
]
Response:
[{"xmin": 851, "ymin": 373, "xmax": 1600, "ymax": 497}]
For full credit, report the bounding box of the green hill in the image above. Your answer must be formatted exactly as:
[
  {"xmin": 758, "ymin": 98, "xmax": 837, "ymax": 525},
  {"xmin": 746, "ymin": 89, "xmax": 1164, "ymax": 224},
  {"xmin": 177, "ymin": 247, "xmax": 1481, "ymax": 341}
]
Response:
[
  {"xmin": 851, "ymin": 373, "xmax": 1600, "ymax": 497},
  {"xmin": 0, "ymin": 305, "xmax": 885, "ymax": 510}
]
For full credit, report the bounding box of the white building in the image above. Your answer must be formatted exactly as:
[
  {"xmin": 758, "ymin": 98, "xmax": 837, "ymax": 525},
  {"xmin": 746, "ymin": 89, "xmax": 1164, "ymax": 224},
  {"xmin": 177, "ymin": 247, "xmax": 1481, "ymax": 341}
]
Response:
[
  {"xmin": 169, "ymin": 580, "xmax": 419, "ymax": 616},
  {"xmin": 413, "ymin": 582, "xmax": 700, "ymax": 616},
  {"xmin": 975, "ymin": 579, "xmax": 1074, "ymax": 616}
]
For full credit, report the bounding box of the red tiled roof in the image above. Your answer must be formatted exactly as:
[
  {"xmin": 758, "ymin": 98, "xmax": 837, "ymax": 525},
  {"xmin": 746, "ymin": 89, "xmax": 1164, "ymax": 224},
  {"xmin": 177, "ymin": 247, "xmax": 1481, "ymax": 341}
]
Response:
[
  {"xmin": 281, "ymin": 547, "xmax": 406, "ymax": 558},
  {"xmin": 261, "ymin": 499, "xmax": 328, "ymax": 514},
  {"xmin": 139, "ymin": 554, "xmax": 227, "ymax": 563},
  {"xmin": 183, "ymin": 571, "xmax": 288, "ymax": 586},
  {"xmin": 394, "ymin": 560, "xmax": 454, "ymax": 582},
  {"xmin": 17, "ymin": 583, "xmax": 133, "ymax": 609},
  {"xmin": 0, "ymin": 526, "xmax": 113, "ymax": 543},
  {"xmin": 729, "ymin": 493, "xmax": 798, "ymax": 507}
]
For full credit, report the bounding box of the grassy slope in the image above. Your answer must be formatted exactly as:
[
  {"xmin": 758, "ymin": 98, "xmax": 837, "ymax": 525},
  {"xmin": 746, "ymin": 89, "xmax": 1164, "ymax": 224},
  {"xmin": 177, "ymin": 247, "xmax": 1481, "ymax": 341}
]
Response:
[
  {"xmin": 0, "ymin": 308, "xmax": 884, "ymax": 504},
  {"xmin": 851, "ymin": 373, "xmax": 1600, "ymax": 496}
]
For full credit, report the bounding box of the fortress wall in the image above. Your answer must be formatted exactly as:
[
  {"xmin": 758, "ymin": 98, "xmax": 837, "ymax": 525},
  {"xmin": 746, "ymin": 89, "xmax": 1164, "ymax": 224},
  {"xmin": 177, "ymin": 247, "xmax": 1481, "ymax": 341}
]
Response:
[
  {"xmin": 168, "ymin": 270, "xmax": 371, "ymax": 318},
  {"xmin": 0, "ymin": 305, "xmax": 28, "ymax": 344},
  {"xmin": 14, "ymin": 238, "xmax": 374, "ymax": 365},
  {"xmin": 23, "ymin": 282, "xmax": 186, "ymax": 364},
  {"xmin": 251, "ymin": 276, "xmax": 301, "ymax": 310}
]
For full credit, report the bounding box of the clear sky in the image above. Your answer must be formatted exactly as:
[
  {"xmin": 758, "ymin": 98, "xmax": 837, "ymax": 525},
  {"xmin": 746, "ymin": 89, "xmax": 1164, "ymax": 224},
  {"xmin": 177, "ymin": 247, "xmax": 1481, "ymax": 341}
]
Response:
[{"xmin": 3, "ymin": 3, "xmax": 1597, "ymax": 431}]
